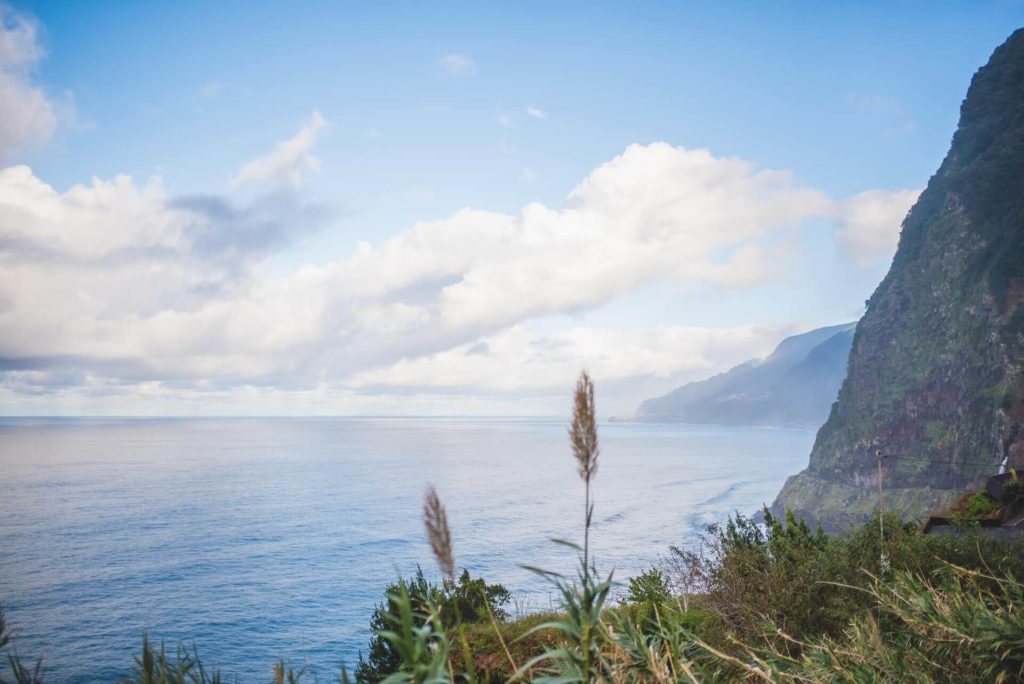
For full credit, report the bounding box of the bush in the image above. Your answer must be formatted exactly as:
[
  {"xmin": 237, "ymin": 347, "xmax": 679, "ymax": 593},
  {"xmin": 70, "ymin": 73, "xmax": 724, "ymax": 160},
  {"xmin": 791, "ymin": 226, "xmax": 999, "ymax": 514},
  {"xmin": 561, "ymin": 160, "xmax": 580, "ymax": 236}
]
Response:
[
  {"xmin": 353, "ymin": 567, "xmax": 509, "ymax": 683},
  {"xmin": 949, "ymin": 490, "xmax": 1003, "ymax": 521}
]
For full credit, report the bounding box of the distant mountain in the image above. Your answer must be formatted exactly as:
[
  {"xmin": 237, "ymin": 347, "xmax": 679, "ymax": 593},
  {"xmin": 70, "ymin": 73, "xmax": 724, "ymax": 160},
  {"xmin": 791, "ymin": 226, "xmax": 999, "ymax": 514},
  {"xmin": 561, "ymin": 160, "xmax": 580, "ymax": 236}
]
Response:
[
  {"xmin": 623, "ymin": 323, "xmax": 856, "ymax": 428},
  {"xmin": 773, "ymin": 28, "xmax": 1024, "ymax": 531}
]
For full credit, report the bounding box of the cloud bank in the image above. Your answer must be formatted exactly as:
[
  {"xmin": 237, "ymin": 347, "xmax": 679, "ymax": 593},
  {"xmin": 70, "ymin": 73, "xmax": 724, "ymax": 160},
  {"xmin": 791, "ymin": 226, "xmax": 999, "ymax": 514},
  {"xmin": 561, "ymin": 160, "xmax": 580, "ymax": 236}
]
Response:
[{"xmin": 0, "ymin": 122, "xmax": 916, "ymax": 413}]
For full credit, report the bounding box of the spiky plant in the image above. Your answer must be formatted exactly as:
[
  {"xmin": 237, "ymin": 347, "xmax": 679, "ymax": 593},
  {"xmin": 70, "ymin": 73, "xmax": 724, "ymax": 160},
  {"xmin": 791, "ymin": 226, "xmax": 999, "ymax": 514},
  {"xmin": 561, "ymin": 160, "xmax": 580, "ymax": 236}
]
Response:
[{"xmin": 123, "ymin": 635, "xmax": 225, "ymax": 684}]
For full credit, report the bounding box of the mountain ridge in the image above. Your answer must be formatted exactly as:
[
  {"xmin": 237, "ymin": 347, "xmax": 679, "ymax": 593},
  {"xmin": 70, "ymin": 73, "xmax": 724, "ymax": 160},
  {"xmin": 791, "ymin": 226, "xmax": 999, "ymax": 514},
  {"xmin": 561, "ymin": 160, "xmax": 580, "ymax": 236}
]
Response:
[{"xmin": 619, "ymin": 323, "xmax": 855, "ymax": 428}]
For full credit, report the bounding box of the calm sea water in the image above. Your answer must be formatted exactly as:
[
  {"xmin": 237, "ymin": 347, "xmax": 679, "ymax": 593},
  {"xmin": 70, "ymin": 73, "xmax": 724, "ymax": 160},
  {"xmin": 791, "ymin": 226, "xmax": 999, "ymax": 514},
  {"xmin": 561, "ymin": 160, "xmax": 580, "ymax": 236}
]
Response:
[{"xmin": 0, "ymin": 417, "xmax": 813, "ymax": 682}]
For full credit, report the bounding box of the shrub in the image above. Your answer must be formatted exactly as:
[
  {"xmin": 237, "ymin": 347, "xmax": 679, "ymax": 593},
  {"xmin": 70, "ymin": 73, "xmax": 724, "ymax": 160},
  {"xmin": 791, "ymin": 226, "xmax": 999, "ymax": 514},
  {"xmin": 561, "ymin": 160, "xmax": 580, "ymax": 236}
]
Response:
[
  {"xmin": 353, "ymin": 567, "xmax": 509, "ymax": 683},
  {"xmin": 951, "ymin": 491, "xmax": 1003, "ymax": 520}
]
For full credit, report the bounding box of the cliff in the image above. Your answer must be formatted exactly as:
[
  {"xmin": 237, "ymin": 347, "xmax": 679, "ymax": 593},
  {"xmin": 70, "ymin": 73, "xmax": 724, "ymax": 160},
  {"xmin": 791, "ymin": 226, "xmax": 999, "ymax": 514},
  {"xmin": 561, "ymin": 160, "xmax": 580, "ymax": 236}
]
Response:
[{"xmin": 773, "ymin": 28, "xmax": 1024, "ymax": 530}]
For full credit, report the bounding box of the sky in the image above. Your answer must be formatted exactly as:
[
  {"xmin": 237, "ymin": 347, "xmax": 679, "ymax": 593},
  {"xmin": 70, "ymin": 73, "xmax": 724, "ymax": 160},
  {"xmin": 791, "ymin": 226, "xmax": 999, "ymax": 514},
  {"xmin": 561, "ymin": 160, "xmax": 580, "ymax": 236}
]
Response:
[{"xmin": 1, "ymin": 1, "xmax": 1022, "ymax": 417}]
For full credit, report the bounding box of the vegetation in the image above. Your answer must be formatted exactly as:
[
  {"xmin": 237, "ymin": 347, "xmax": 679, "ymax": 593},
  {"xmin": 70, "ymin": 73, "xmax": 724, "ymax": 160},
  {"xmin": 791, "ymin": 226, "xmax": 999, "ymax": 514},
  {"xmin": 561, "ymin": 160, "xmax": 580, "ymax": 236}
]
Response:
[
  {"xmin": 354, "ymin": 568, "xmax": 511, "ymax": 683},
  {"xmin": 949, "ymin": 491, "xmax": 1003, "ymax": 520},
  {"xmin": 354, "ymin": 372, "xmax": 1024, "ymax": 683}
]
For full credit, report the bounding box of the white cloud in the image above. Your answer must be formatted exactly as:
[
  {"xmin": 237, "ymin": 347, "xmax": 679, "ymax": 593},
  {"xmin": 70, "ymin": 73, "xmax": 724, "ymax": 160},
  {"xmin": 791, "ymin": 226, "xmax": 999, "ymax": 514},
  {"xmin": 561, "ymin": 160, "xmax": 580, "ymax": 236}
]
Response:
[
  {"xmin": 0, "ymin": 163, "xmax": 329, "ymax": 382},
  {"xmin": 526, "ymin": 105, "xmax": 546, "ymax": 119},
  {"xmin": 0, "ymin": 5, "xmax": 59, "ymax": 162},
  {"xmin": 350, "ymin": 323, "xmax": 794, "ymax": 393},
  {"xmin": 232, "ymin": 110, "xmax": 327, "ymax": 187},
  {"xmin": 439, "ymin": 53, "xmax": 475, "ymax": 76},
  {"xmin": 500, "ymin": 106, "xmax": 545, "ymax": 127},
  {"xmin": 0, "ymin": 139, "xmax": 910, "ymax": 411},
  {"xmin": 836, "ymin": 188, "xmax": 921, "ymax": 265}
]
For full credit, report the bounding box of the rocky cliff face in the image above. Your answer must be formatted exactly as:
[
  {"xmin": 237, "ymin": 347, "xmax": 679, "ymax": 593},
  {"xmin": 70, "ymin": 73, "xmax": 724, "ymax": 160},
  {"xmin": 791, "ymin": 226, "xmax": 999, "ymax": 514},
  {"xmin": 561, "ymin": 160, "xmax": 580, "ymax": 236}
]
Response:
[{"xmin": 773, "ymin": 29, "xmax": 1024, "ymax": 531}]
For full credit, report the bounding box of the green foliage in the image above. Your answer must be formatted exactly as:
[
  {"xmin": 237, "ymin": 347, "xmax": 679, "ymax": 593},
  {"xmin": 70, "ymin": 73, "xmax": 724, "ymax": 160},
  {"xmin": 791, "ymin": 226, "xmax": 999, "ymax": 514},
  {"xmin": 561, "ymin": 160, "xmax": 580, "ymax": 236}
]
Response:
[
  {"xmin": 658, "ymin": 505, "xmax": 1024, "ymax": 665},
  {"xmin": 664, "ymin": 508, "xmax": 855, "ymax": 651},
  {"xmin": 122, "ymin": 635, "xmax": 226, "ymax": 684},
  {"xmin": 373, "ymin": 580, "xmax": 452, "ymax": 684},
  {"xmin": 711, "ymin": 566, "xmax": 1024, "ymax": 683},
  {"xmin": 513, "ymin": 562, "xmax": 615, "ymax": 684},
  {"xmin": 620, "ymin": 569, "xmax": 670, "ymax": 626},
  {"xmin": 625, "ymin": 569, "xmax": 669, "ymax": 607},
  {"xmin": 461, "ymin": 613, "xmax": 560, "ymax": 684},
  {"xmin": 444, "ymin": 570, "xmax": 510, "ymax": 625},
  {"xmin": 952, "ymin": 491, "xmax": 1002, "ymax": 520},
  {"xmin": 354, "ymin": 568, "xmax": 509, "ymax": 684}
]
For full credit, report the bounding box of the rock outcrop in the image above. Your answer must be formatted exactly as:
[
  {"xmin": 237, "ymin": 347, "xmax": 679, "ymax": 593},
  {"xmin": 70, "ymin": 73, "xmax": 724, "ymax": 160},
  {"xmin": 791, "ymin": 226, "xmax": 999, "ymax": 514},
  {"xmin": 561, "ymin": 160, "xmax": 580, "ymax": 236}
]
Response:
[{"xmin": 773, "ymin": 29, "xmax": 1024, "ymax": 530}]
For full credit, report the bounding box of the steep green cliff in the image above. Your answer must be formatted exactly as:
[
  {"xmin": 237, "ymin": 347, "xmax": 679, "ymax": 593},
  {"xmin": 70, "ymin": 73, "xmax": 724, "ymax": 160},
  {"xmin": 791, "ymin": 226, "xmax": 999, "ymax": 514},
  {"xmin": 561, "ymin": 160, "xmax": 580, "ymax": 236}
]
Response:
[{"xmin": 773, "ymin": 28, "xmax": 1024, "ymax": 530}]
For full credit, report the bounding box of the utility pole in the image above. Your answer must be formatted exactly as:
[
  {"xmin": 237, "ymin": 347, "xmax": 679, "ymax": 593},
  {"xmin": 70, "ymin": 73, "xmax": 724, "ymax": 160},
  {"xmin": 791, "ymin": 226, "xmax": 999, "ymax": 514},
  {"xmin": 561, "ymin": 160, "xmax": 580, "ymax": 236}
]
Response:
[{"xmin": 877, "ymin": 449, "xmax": 888, "ymax": 573}]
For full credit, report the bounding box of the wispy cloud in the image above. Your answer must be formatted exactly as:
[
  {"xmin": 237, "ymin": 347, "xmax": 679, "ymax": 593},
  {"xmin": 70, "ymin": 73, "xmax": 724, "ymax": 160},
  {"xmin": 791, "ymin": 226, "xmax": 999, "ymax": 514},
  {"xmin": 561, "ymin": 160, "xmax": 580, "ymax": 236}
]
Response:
[
  {"xmin": 0, "ymin": 5, "xmax": 61, "ymax": 162},
  {"xmin": 232, "ymin": 110, "xmax": 328, "ymax": 187},
  {"xmin": 525, "ymin": 105, "xmax": 546, "ymax": 119},
  {"xmin": 439, "ymin": 53, "xmax": 475, "ymax": 76}
]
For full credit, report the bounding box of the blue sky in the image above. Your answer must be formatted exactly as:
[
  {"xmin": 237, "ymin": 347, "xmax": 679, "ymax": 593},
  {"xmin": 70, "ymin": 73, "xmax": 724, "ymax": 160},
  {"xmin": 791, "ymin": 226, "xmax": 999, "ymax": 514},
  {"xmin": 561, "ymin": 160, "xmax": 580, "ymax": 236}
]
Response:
[{"xmin": 1, "ymin": 1, "xmax": 1022, "ymax": 415}]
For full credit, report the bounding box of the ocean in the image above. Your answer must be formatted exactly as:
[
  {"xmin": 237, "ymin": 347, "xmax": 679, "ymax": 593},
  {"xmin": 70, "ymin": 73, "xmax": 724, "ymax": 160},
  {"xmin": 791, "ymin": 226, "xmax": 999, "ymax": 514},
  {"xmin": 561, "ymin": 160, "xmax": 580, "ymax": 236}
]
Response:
[{"xmin": 0, "ymin": 417, "xmax": 813, "ymax": 682}]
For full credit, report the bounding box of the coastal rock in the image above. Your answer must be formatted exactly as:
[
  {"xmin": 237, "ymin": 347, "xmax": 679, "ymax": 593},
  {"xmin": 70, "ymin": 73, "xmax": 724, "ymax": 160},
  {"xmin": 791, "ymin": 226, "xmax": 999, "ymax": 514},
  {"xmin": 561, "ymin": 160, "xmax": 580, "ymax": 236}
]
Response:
[{"xmin": 773, "ymin": 29, "xmax": 1024, "ymax": 530}]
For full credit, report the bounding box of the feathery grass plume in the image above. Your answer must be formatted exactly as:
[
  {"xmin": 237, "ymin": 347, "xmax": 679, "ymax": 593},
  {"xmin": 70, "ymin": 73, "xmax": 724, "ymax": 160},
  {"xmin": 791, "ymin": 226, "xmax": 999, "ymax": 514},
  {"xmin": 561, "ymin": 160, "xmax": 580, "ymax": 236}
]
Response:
[
  {"xmin": 423, "ymin": 485, "xmax": 456, "ymax": 585},
  {"xmin": 512, "ymin": 372, "xmax": 612, "ymax": 684},
  {"xmin": 422, "ymin": 486, "xmax": 480, "ymax": 682},
  {"xmin": 570, "ymin": 371, "xmax": 599, "ymax": 577},
  {"xmin": 570, "ymin": 371, "xmax": 599, "ymax": 484}
]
